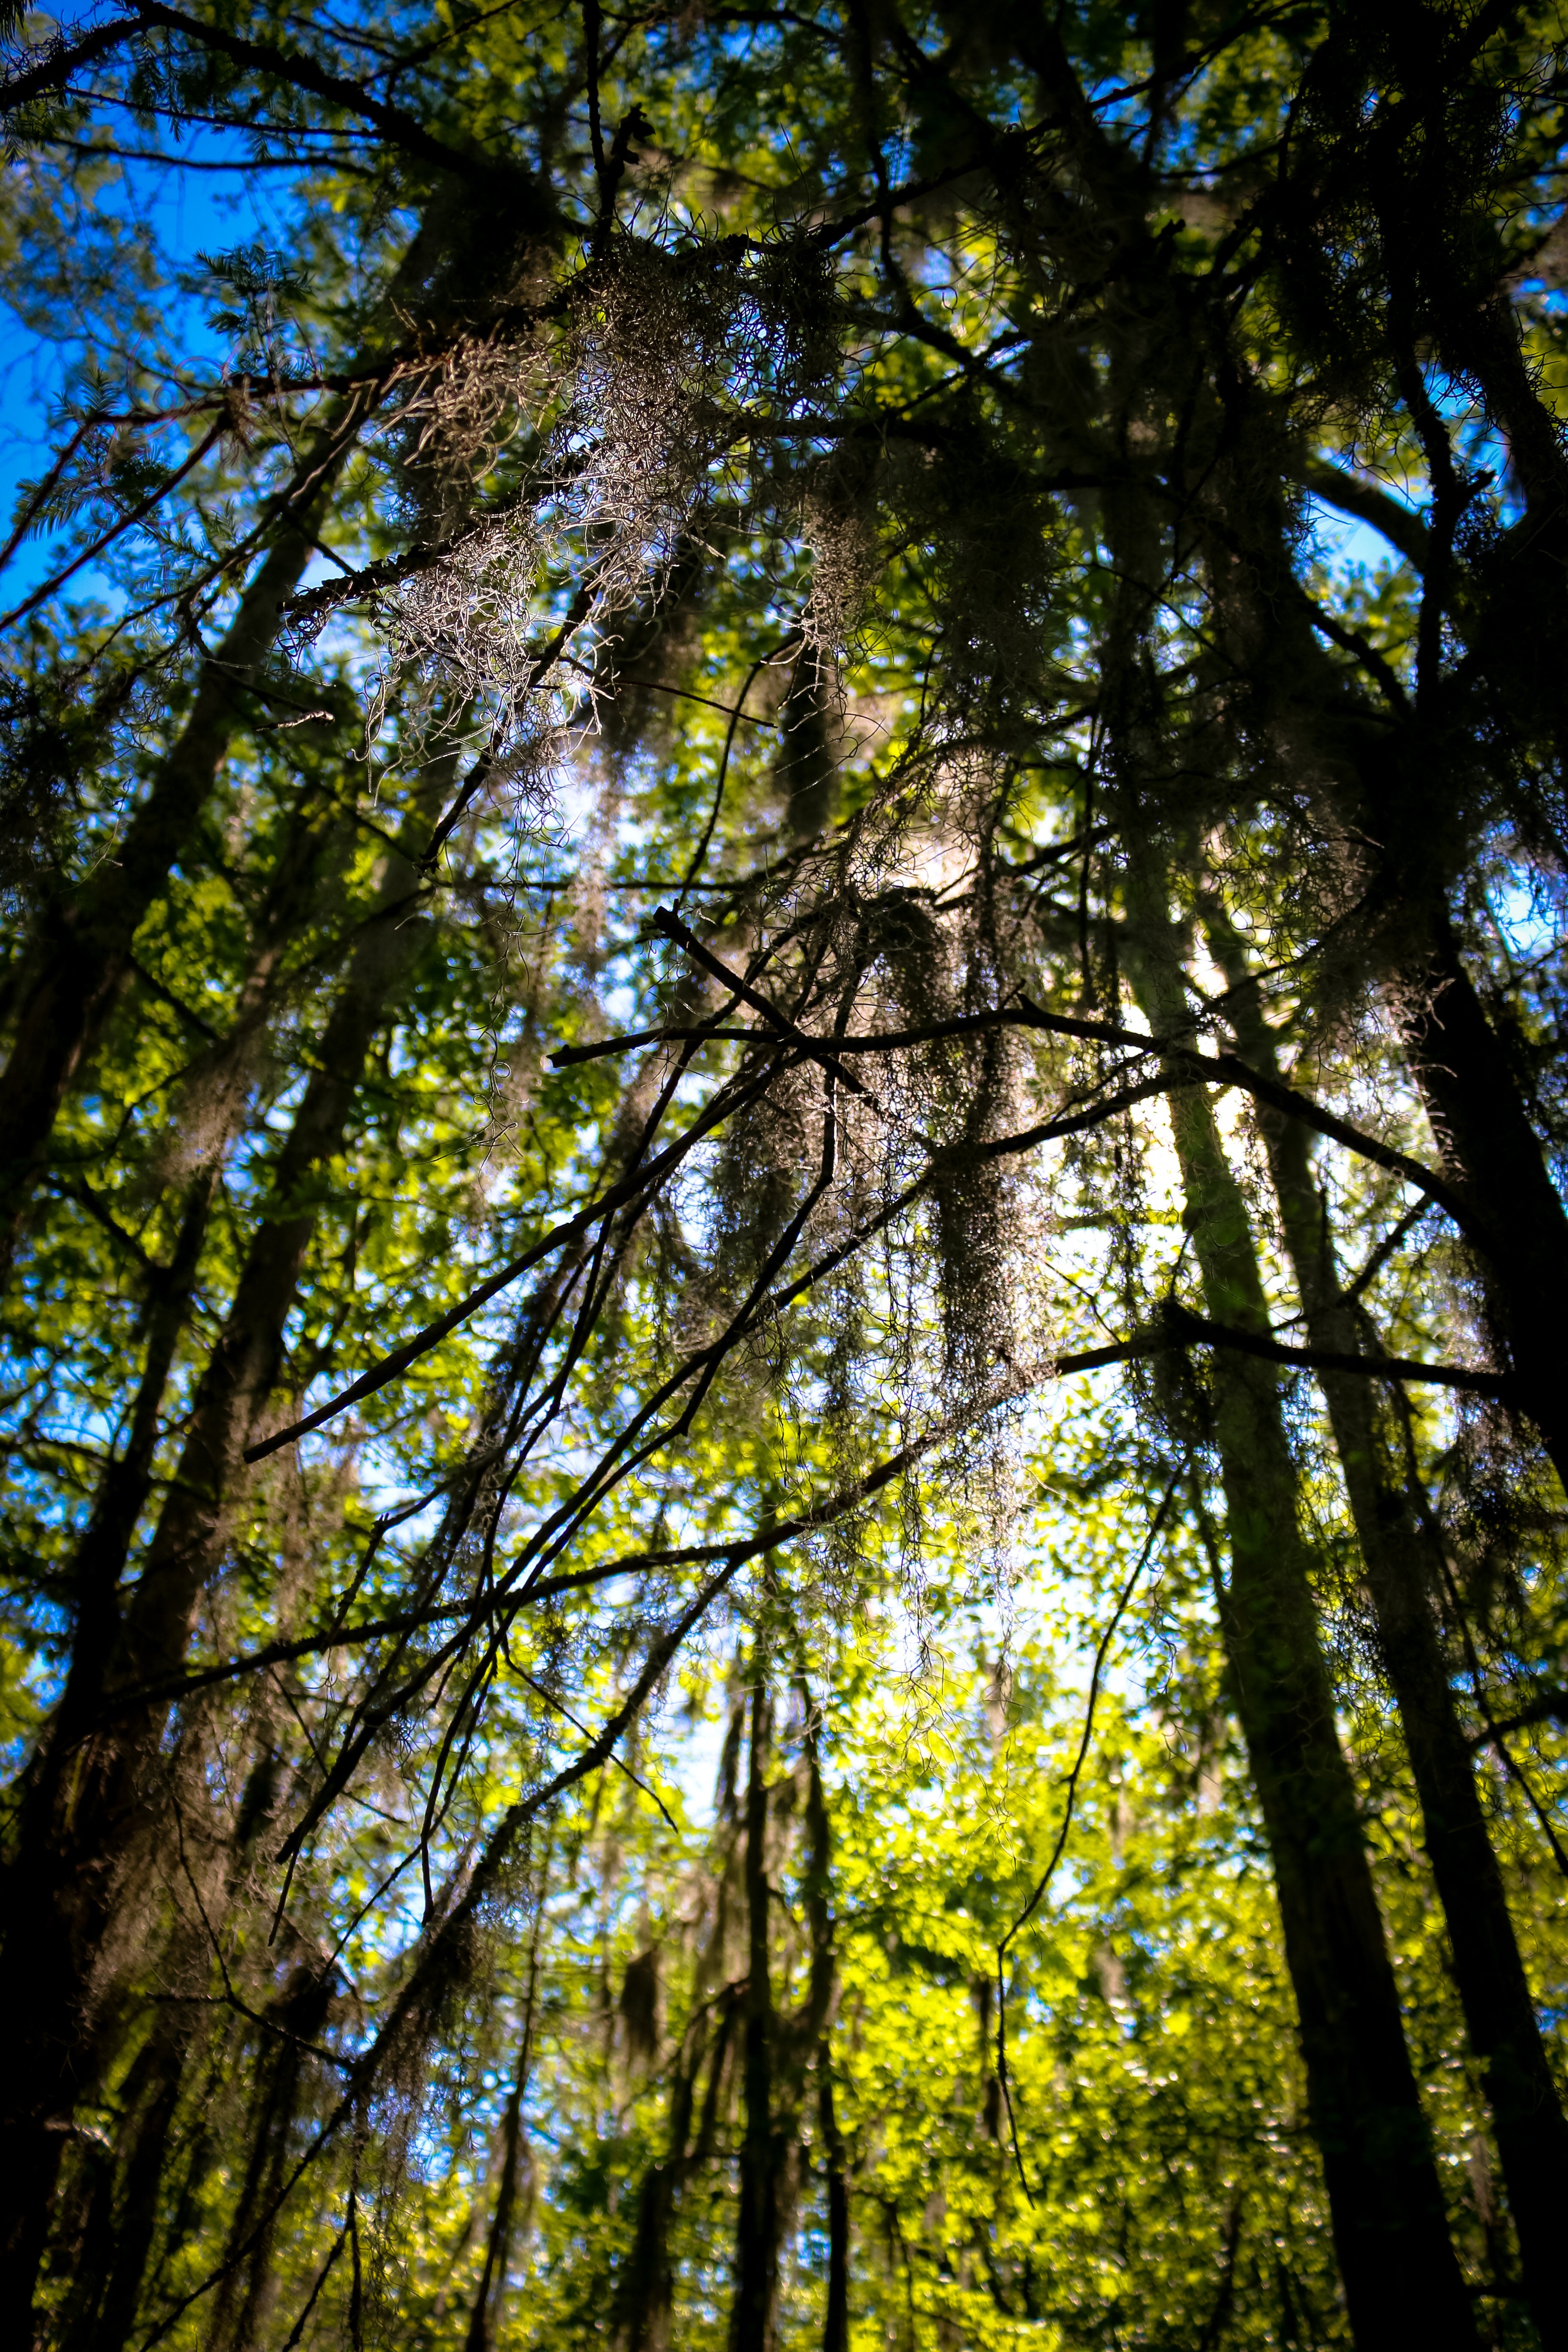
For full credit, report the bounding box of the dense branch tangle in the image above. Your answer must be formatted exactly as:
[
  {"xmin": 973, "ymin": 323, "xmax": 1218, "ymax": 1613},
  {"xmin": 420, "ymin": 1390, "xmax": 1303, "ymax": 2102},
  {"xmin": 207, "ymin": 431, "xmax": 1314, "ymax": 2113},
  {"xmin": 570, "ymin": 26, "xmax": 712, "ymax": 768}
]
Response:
[{"xmin": 2, "ymin": 5, "xmax": 1568, "ymax": 2351}]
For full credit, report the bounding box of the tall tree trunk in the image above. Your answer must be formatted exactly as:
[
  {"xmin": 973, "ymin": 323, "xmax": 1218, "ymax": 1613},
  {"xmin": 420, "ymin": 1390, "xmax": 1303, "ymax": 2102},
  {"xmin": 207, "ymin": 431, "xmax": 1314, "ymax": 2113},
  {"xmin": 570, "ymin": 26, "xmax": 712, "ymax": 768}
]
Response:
[
  {"xmin": 732, "ymin": 1670, "xmax": 840, "ymax": 2351},
  {"xmin": 55, "ymin": 1999, "xmax": 186, "ymax": 2352},
  {"xmin": 0, "ymin": 193, "xmax": 506, "ymax": 1285},
  {"xmin": 1175, "ymin": 278, "xmax": 1568, "ymax": 1496},
  {"xmin": 732, "ymin": 1673, "xmax": 782, "ymax": 2352},
  {"xmin": 43, "ymin": 783, "xmax": 345, "ymax": 1827},
  {"xmin": 1090, "ymin": 313, "xmax": 1476, "ymax": 2337},
  {"xmin": 121, "ymin": 783, "xmax": 440, "ymax": 1686},
  {"xmin": 0, "ymin": 771, "xmax": 446, "ymax": 2339},
  {"xmin": 1124, "ymin": 892, "xmax": 1480, "ymax": 2352},
  {"xmin": 465, "ymin": 1846, "xmax": 548, "ymax": 2352},
  {"xmin": 616, "ymin": 2043, "xmax": 701, "ymax": 2352},
  {"xmin": 0, "ymin": 433, "xmax": 355, "ymax": 1280},
  {"xmin": 207, "ymin": 1966, "xmax": 334, "ymax": 2352},
  {"xmin": 1396, "ymin": 905, "xmax": 1568, "ymax": 1492},
  {"xmin": 817, "ymin": 2064, "xmax": 849, "ymax": 2352},
  {"xmin": 1204, "ymin": 898, "xmax": 1568, "ymax": 2348},
  {"xmin": 798, "ymin": 1683, "xmax": 848, "ymax": 2352},
  {"xmin": 615, "ymin": 1762, "xmax": 755, "ymax": 2352}
]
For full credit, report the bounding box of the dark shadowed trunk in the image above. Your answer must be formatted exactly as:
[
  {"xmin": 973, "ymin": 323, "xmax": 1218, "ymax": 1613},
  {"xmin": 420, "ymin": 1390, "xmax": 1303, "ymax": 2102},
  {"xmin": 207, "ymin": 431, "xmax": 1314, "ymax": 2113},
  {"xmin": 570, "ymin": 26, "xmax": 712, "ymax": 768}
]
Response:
[
  {"xmin": 1206, "ymin": 900, "xmax": 1568, "ymax": 2349},
  {"xmin": 1127, "ymin": 893, "xmax": 1479, "ymax": 2352},
  {"xmin": 732, "ymin": 1672, "xmax": 782, "ymax": 2351},
  {"xmin": 55, "ymin": 1999, "xmax": 187, "ymax": 2352},
  {"xmin": 465, "ymin": 1856, "xmax": 547, "ymax": 2352},
  {"xmin": 799, "ymin": 1687, "xmax": 848, "ymax": 2352},
  {"xmin": 0, "ymin": 767, "xmax": 447, "ymax": 2337},
  {"xmin": 1396, "ymin": 909, "xmax": 1568, "ymax": 1494},
  {"xmin": 0, "ymin": 193, "xmax": 534, "ymax": 1287},
  {"xmin": 0, "ymin": 438, "xmax": 355, "ymax": 1280},
  {"xmin": 818, "ymin": 2062, "xmax": 850, "ymax": 2352},
  {"xmin": 207, "ymin": 1966, "xmax": 334, "ymax": 2352},
  {"xmin": 616, "ymin": 2037, "xmax": 703, "ymax": 2352}
]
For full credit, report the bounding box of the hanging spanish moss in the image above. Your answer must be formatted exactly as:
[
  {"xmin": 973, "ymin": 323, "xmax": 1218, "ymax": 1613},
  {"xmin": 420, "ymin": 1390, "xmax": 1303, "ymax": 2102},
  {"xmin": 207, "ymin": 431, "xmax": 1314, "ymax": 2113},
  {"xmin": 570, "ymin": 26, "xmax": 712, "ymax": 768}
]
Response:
[{"xmin": 4, "ymin": 6, "xmax": 1568, "ymax": 2350}]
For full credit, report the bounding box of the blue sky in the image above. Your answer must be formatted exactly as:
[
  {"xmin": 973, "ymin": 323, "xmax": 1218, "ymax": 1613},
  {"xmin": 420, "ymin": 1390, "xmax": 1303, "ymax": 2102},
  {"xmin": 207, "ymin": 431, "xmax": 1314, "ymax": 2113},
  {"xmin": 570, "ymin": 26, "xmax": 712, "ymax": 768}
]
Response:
[{"xmin": 0, "ymin": 109, "xmax": 300, "ymax": 608}]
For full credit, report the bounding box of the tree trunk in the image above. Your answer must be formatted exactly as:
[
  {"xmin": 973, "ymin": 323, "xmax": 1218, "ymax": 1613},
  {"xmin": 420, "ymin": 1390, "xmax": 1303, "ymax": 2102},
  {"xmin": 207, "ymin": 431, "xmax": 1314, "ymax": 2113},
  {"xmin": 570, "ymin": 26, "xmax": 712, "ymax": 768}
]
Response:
[
  {"xmin": 1125, "ymin": 900, "xmax": 1479, "ymax": 2352},
  {"xmin": 1175, "ymin": 275, "xmax": 1568, "ymax": 1498},
  {"xmin": 0, "ymin": 772, "xmax": 445, "ymax": 2339},
  {"xmin": 1205, "ymin": 900, "xmax": 1568, "ymax": 2349},
  {"xmin": 206, "ymin": 1966, "xmax": 333, "ymax": 2352},
  {"xmin": 616, "ymin": 2048, "xmax": 700, "ymax": 2352},
  {"xmin": 41, "ymin": 789, "xmax": 345, "ymax": 1819},
  {"xmin": 55, "ymin": 2000, "xmax": 186, "ymax": 2352},
  {"xmin": 464, "ymin": 1854, "xmax": 547, "ymax": 2352},
  {"xmin": 0, "ymin": 438, "xmax": 353, "ymax": 1280},
  {"xmin": 732, "ymin": 1674, "xmax": 782, "ymax": 2352},
  {"xmin": 818, "ymin": 2062, "xmax": 849, "ymax": 2352},
  {"xmin": 1397, "ymin": 906, "xmax": 1568, "ymax": 1491},
  {"xmin": 0, "ymin": 193, "xmax": 502, "ymax": 1284}
]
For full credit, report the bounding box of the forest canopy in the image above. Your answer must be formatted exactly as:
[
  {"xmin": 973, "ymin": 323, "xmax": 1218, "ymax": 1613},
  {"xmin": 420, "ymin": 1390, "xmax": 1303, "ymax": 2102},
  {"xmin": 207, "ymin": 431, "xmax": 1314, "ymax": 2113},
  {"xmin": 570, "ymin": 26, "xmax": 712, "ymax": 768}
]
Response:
[{"xmin": 3, "ymin": 1, "xmax": 1568, "ymax": 2346}]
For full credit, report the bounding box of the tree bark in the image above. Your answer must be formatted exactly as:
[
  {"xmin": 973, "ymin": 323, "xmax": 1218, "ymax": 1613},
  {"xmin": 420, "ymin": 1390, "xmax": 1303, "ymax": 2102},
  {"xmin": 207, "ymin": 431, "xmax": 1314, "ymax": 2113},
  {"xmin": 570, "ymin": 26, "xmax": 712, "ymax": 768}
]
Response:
[
  {"xmin": 800, "ymin": 1699, "xmax": 848, "ymax": 2352},
  {"xmin": 0, "ymin": 772, "xmax": 445, "ymax": 2339},
  {"xmin": 732, "ymin": 1674, "xmax": 782, "ymax": 2352},
  {"xmin": 0, "ymin": 434, "xmax": 356, "ymax": 1281},
  {"xmin": 0, "ymin": 193, "xmax": 511, "ymax": 1286},
  {"xmin": 55, "ymin": 2000, "xmax": 186, "ymax": 2352},
  {"xmin": 1396, "ymin": 906, "xmax": 1568, "ymax": 1491},
  {"xmin": 818, "ymin": 2063, "xmax": 849, "ymax": 2352},
  {"xmin": 464, "ymin": 1851, "xmax": 547, "ymax": 2352},
  {"xmin": 616, "ymin": 2047, "xmax": 700, "ymax": 2352},
  {"xmin": 1126, "ymin": 902, "xmax": 1480, "ymax": 2352},
  {"xmin": 1205, "ymin": 900, "xmax": 1568, "ymax": 2349}
]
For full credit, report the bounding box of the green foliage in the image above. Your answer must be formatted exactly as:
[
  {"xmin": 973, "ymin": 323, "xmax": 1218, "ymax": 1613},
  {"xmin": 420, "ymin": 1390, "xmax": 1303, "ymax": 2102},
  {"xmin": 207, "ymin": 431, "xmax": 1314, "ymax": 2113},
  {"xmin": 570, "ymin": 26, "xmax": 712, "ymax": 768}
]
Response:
[{"xmin": 2, "ymin": 4, "xmax": 1568, "ymax": 2349}]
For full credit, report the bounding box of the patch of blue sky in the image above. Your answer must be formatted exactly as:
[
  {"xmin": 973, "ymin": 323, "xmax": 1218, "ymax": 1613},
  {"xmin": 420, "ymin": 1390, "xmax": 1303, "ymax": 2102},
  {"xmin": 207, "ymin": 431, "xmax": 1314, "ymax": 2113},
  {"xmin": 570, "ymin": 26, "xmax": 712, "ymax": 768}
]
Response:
[
  {"xmin": 1303, "ymin": 450, "xmax": 1564, "ymax": 980},
  {"xmin": 0, "ymin": 106, "xmax": 305, "ymax": 609},
  {"xmin": 666, "ymin": 1695, "xmax": 730, "ymax": 1828},
  {"xmin": 1301, "ymin": 456, "xmax": 1426, "ymax": 579},
  {"xmin": 1491, "ymin": 868, "xmax": 1562, "ymax": 967},
  {"xmin": 1302, "ymin": 495, "xmax": 1402, "ymax": 579}
]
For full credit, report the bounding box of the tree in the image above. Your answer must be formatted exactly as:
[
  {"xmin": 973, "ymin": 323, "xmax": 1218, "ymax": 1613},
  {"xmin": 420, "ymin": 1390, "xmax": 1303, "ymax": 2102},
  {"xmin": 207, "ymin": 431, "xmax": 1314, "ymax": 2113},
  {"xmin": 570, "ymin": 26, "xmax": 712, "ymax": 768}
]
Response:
[{"xmin": 2, "ymin": 1, "xmax": 1566, "ymax": 2344}]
